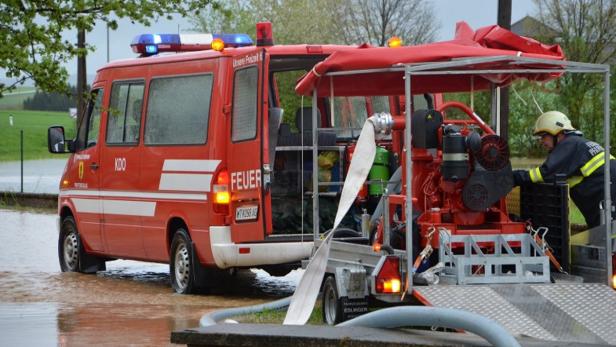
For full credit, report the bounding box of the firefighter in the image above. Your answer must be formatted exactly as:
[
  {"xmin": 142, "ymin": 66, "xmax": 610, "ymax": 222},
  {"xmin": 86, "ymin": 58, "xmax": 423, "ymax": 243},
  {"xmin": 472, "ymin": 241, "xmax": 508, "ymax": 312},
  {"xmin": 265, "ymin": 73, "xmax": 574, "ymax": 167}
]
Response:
[{"xmin": 512, "ymin": 111, "xmax": 616, "ymax": 228}]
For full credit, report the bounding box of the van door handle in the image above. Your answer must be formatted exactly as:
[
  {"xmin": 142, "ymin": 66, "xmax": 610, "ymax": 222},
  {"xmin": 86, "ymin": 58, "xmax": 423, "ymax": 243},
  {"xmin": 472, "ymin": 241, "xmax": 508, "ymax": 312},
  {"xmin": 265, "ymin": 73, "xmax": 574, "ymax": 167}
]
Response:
[{"xmin": 90, "ymin": 162, "xmax": 99, "ymax": 170}]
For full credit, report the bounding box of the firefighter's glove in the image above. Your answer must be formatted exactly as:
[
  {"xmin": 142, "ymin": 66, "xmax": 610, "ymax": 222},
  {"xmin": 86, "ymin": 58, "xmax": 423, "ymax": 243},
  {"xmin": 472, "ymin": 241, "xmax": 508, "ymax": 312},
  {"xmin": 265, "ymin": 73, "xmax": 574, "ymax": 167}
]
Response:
[{"xmin": 512, "ymin": 170, "xmax": 526, "ymax": 187}]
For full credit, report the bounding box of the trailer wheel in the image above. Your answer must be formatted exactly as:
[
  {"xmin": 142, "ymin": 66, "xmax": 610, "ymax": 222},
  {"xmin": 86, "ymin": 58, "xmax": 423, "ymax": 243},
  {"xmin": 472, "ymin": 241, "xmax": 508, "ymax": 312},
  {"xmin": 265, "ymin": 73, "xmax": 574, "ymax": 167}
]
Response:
[
  {"xmin": 59, "ymin": 216, "xmax": 105, "ymax": 273},
  {"xmin": 322, "ymin": 276, "xmax": 343, "ymax": 325},
  {"xmin": 170, "ymin": 228, "xmax": 197, "ymax": 294}
]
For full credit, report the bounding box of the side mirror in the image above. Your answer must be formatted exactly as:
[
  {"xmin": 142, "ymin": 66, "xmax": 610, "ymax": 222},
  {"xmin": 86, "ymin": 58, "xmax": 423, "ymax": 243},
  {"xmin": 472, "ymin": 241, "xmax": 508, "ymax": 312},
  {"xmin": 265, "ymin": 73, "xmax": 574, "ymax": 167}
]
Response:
[{"xmin": 48, "ymin": 126, "xmax": 72, "ymax": 153}]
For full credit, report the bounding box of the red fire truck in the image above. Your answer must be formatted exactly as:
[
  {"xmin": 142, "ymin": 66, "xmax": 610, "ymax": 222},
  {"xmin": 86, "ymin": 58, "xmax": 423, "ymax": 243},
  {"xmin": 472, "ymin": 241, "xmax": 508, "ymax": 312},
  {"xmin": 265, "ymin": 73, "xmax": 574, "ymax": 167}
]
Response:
[{"xmin": 47, "ymin": 23, "xmax": 374, "ymax": 293}]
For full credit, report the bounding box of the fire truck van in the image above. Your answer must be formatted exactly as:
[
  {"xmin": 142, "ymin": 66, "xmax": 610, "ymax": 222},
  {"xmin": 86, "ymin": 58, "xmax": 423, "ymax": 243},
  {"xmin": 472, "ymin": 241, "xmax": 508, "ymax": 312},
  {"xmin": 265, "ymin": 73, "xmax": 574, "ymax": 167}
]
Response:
[{"xmin": 47, "ymin": 23, "xmax": 378, "ymax": 293}]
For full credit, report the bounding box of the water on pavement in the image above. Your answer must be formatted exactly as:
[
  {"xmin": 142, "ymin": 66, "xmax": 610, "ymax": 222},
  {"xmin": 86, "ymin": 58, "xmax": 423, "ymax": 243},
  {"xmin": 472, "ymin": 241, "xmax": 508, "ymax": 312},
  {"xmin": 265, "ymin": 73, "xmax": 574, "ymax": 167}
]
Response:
[{"xmin": 0, "ymin": 208, "xmax": 301, "ymax": 346}]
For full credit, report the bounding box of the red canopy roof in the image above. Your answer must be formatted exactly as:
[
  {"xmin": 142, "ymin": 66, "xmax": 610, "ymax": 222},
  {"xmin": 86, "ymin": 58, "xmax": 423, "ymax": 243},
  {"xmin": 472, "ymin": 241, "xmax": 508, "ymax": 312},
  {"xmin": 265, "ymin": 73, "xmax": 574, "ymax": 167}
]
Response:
[{"xmin": 295, "ymin": 22, "xmax": 564, "ymax": 96}]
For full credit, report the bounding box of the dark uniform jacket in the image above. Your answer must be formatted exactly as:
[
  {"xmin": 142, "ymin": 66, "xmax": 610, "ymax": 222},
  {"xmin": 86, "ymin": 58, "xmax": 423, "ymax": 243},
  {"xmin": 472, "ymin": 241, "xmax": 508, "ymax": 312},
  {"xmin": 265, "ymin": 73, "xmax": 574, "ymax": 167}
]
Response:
[{"xmin": 517, "ymin": 131, "xmax": 616, "ymax": 228}]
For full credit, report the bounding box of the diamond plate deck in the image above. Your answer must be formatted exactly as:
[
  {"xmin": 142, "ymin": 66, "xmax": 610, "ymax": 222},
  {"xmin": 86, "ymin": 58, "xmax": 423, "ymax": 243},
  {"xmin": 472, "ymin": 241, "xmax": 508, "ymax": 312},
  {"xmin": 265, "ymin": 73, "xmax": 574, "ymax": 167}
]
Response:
[
  {"xmin": 415, "ymin": 283, "xmax": 616, "ymax": 345},
  {"xmin": 532, "ymin": 283, "xmax": 616, "ymax": 345}
]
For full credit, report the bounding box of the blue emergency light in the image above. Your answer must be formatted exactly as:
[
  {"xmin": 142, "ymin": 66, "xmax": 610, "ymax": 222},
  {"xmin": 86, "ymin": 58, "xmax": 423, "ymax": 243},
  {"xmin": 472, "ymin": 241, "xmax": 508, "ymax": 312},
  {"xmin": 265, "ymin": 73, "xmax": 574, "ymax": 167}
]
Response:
[
  {"xmin": 131, "ymin": 33, "xmax": 253, "ymax": 56},
  {"xmin": 213, "ymin": 34, "xmax": 254, "ymax": 46}
]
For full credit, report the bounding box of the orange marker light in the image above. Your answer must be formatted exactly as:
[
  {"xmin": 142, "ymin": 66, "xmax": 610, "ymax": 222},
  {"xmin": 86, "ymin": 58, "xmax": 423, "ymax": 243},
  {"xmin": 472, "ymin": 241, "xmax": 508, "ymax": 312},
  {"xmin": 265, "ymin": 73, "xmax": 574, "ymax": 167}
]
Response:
[
  {"xmin": 214, "ymin": 190, "xmax": 230, "ymax": 204},
  {"xmin": 372, "ymin": 242, "xmax": 381, "ymax": 253},
  {"xmin": 211, "ymin": 38, "xmax": 225, "ymax": 52},
  {"xmin": 387, "ymin": 36, "xmax": 402, "ymax": 48},
  {"xmin": 612, "ymin": 274, "xmax": 616, "ymax": 289},
  {"xmin": 383, "ymin": 278, "xmax": 401, "ymax": 293},
  {"xmin": 213, "ymin": 170, "xmax": 230, "ymax": 214}
]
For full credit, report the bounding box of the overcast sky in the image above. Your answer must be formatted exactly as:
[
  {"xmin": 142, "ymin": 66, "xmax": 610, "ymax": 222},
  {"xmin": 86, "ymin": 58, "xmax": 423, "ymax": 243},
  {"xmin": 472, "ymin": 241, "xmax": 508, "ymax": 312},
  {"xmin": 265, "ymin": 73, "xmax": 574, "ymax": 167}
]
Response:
[{"xmin": 14, "ymin": 0, "xmax": 538, "ymax": 79}]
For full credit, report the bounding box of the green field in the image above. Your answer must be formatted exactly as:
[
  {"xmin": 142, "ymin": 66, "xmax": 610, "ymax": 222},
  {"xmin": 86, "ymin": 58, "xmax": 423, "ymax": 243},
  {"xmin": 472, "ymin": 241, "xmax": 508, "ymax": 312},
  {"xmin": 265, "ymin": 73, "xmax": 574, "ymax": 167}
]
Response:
[
  {"xmin": 0, "ymin": 109, "xmax": 76, "ymax": 161},
  {"xmin": 0, "ymin": 87, "xmax": 36, "ymax": 110}
]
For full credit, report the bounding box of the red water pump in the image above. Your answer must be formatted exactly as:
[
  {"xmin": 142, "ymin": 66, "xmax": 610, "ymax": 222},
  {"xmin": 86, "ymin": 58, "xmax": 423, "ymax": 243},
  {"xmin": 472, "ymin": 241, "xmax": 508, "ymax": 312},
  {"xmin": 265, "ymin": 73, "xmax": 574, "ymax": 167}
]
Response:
[{"xmin": 396, "ymin": 102, "xmax": 526, "ymax": 249}]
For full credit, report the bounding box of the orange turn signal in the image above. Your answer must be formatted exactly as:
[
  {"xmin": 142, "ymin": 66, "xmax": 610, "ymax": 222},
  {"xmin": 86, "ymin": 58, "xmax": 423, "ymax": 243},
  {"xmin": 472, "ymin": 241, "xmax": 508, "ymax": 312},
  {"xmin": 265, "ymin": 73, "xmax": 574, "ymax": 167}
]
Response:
[
  {"xmin": 212, "ymin": 38, "xmax": 225, "ymax": 52},
  {"xmin": 382, "ymin": 278, "xmax": 401, "ymax": 293},
  {"xmin": 387, "ymin": 36, "xmax": 402, "ymax": 48}
]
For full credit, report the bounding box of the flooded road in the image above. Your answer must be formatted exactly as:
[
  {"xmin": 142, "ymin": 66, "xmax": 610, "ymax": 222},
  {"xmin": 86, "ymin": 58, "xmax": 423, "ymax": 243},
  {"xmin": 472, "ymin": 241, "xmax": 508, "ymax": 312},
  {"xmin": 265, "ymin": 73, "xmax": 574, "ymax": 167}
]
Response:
[{"xmin": 0, "ymin": 209, "xmax": 301, "ymax": 346}]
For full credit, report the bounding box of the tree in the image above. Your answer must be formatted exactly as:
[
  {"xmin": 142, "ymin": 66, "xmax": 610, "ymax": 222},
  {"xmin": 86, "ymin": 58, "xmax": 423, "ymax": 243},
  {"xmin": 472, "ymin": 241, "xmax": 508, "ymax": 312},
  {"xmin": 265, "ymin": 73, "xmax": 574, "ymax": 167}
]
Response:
[
  {"xmin": 331, "ymin": 0, "xmax": 438, "ymax": 46},
  {"xmin": 191, "ymin": 0, "xmax": 438, "ymax": 46},
  {"xmin": 189, "ymin": 0, "xmax": 254, "ymax": 34},
  {"xmin": 190, "ymin": 0, "xmax": 342, "ymax": 45},
  {"xmin": 0, "ymin": 0, "xmax": 215, "ymax": 97},
  {"xmin": 533, "ymin": 0, "xmax": 616, "ymax": 143}
]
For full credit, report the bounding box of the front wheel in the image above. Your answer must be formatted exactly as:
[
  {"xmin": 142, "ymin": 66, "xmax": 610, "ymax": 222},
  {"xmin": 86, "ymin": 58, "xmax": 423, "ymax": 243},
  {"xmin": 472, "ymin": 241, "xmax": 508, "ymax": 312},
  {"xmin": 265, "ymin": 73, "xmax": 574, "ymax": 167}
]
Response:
[
  {"xmin": 58, "ymin": 216, "xmax": 105, "ymax": 273},
  {"xmin": 170, "ymin": 228, "xmax": 197, "ymax": 294}
]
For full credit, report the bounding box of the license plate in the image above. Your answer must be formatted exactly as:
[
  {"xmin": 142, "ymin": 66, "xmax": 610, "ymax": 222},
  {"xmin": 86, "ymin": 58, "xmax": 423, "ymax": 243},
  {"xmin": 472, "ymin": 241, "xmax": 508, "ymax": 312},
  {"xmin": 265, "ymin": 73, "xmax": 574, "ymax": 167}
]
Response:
[{"xmin": 235, "ymin": 205, "xmax": 258, "ymax": 221}]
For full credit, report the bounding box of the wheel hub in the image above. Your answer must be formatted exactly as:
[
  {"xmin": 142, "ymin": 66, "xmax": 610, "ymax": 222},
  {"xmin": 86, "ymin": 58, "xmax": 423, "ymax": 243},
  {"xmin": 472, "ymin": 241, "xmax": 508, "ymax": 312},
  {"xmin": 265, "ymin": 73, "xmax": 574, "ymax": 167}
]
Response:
[
  {"xmin": 63, "ymin": 232, "xmax": 79, "ymax": 270},
  {"xmin": 324, "ymin": 285, "xmax": 337, "ymax": 324},
  {"xmin": 174, "ymin": 243, "xmax": 190, "ymax": 290}
]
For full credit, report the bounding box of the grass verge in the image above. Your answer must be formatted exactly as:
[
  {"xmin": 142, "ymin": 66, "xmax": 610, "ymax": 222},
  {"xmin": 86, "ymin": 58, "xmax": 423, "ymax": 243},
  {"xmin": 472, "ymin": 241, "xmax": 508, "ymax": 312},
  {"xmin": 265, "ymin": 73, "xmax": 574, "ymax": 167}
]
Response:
[
  {"xmin": 235, "ymin": 301, "xmax": 323, "ymax": 325},
  {"xmin": 0, "ymin": 192, "xmax": 57, "ymax": 213}
]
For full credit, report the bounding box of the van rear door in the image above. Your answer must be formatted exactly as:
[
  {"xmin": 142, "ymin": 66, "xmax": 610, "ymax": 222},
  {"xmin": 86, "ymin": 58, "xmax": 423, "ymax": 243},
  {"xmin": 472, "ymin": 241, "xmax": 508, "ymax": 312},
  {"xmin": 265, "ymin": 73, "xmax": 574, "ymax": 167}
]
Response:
[{"xmin": 227, "ymin": 49, "xmax": 272, "ymax": 242}]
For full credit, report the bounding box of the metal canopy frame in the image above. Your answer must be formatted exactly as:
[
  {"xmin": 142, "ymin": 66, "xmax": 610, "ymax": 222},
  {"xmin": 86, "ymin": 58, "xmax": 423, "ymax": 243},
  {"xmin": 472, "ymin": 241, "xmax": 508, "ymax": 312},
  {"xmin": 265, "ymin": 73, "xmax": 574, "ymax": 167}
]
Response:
[{"xmin": 310, "ymin": 55, "xmax": 612, "ymax": 294}]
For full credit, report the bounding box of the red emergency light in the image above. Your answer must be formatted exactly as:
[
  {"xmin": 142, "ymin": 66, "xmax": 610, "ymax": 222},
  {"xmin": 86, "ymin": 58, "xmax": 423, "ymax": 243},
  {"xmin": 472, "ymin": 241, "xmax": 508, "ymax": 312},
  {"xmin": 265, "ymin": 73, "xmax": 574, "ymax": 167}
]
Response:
[{"xmin": 256, "ymin": 22, "xmax": 274, "ymax": 46}]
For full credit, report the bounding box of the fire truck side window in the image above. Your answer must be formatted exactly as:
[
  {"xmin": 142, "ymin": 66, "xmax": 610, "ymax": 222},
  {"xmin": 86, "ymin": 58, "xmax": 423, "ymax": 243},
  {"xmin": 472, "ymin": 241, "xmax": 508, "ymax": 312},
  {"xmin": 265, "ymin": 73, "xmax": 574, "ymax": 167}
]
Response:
[
  {"xmin": 332, "ymin": 96, "xmax": 368, "ymax": 129},
  {"xmin": 75, "ymin": 89, "xmax": 104, "ymax": 151},
  {"xmin": 231, "ymin": 66, "xmax": 258, "ymax": 142},
  {"xmin": 106, "ymin": 81, "xmax": 144, "ymax": 145},
  {"xmin": 144, "ymin": 74, "xmax": 213, "ymax": 145},
  {"xmin": 371, "ymin": 96, "xmax": 390, "ymax": 113}
]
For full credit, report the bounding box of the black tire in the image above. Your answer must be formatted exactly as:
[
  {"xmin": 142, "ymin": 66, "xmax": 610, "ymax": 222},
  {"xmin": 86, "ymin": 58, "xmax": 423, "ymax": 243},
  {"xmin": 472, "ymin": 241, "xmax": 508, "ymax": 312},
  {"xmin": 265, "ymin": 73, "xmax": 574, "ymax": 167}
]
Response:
[
  {"xmin": 170, "ymin": 228, "xmax": 197, "ymax": 294},
  {"xmin": 332, "ymin": 228, "xmax": 362, "ymax": 239},
  {"xmin": 322, "ymin": 276, "xmax": 343, "ymax": 325},
  {"xmin": 261, "ymin": 263, "xmax": 299, "ymax": 277},
  {"xmin": 58, "ymin": 216, "xmax": 105, "ymax": 273}
]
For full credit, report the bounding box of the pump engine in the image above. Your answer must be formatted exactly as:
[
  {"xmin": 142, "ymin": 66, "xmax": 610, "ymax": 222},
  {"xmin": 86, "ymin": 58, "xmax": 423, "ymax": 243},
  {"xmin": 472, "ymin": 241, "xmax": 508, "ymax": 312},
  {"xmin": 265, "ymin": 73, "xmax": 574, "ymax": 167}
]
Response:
[
  {"xmin": 412, "ymin": 105, "xmax": 524, "ymax": 250},
  {"xmin": 369, "ymin": 103, "xmax": 525, "ymax": 251}
]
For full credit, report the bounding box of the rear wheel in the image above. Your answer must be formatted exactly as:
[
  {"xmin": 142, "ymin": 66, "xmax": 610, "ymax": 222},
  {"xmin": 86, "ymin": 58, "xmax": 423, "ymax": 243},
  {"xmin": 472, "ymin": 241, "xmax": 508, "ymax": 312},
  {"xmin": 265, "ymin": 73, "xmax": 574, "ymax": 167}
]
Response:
[
  {"xmin": 170, "ymin": 228, "xmax": 197, "ymax": 294},
  {"xmin": 322, "ymin": 276, "xmax": 343, "ymax": 325}
]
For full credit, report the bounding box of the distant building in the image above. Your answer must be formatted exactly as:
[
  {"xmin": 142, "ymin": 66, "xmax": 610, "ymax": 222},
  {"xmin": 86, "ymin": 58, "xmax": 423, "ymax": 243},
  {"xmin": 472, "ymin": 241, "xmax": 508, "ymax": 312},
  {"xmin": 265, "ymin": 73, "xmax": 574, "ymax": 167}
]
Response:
[
  {"xmin": 512, "ymin": 15, "xmax": 615, "ymax": 64},
  {"xmin": 511, "ymin": 15, "xmax": 558, "ymax": 40}
]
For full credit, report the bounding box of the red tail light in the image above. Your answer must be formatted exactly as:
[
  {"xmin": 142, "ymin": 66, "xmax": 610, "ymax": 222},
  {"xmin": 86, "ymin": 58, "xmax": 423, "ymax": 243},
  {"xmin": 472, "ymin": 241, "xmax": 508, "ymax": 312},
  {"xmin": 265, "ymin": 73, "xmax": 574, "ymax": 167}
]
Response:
[
  {"xmin": 375, "ymin": 256, "xmax": 401, "ymax": 294},
  {"xmin": 213, "ymin": 169, "xmax": 230, "ymax": 214}
]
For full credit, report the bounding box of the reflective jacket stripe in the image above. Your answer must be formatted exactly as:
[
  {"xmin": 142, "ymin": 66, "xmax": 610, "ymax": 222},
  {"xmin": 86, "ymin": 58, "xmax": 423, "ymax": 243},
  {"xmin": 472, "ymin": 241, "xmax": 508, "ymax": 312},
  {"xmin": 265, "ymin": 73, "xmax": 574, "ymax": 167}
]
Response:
[
  {"xmin": 568, "ymin": 153, "xmax": 614, "ymax": 188},
  {"xmin": 529, "ymin": 167, "xmax": 543, "ymax": 183},
  {"xmin": 567, "ymin": 175, "xmax": 584, "ymax": 187},
  {"xmin": 580, "ymin": 152, "xmax": 615, "ymax": 177}
]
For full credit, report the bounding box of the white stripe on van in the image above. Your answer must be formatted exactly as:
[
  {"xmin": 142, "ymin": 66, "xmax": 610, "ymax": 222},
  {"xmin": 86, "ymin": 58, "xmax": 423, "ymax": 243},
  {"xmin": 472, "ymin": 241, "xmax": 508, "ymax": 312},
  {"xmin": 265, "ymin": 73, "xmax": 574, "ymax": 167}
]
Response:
[
  {"xmin": 60, "ymin": 190, "xmax": 207, "ymax": 201},
  {"xmin": 72, "ymin": 198, "xmax": 101, "ymax": 214},
  {"xmin": 159, "ymin": 173, "xmax": 212, "ymax": 192},
  {"xmin": 162, "ymin": 159, "xmax": 221, "ymax": 172},
  {"xmin": 73, "ymin": 198, "xmax": 156, "ymax": 216}
]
